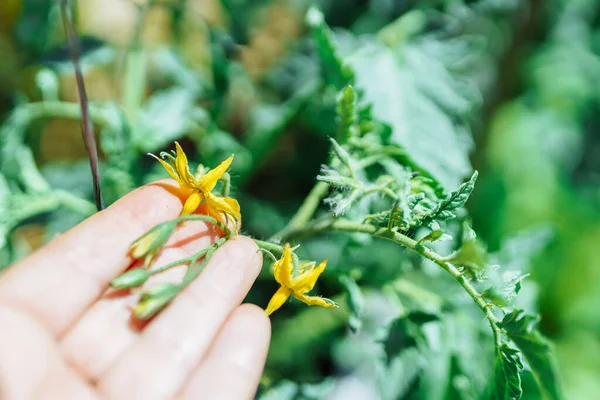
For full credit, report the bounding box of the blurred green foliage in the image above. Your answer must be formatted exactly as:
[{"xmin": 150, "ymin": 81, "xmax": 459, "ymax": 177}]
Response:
[{"xmin": 0, "ymin": 0, "xmax": 599, "ymax": 399}]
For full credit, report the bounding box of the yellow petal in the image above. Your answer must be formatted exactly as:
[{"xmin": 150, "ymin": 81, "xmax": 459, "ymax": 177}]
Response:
[
  {"xmin": 205, "ymin": 194, "xmax": 241, "ymax": 222},
  {"xmin": 130, "ymin": 229, "xmax": 160, "ymax": 259},
  {"xmin": 265, "ymin": 286, "xmax": 292, "ymax": 316},
  {"xmin": 294, "ymin": 293, "xmax": 338, "ymax": 309},
  {"xmin": 291, "ymin": 260, "xmax": 328, "ymax": 293},
  {"xmin": 149, "ymin": 153, "xmax": 182, "ymax": 185},
  {"xmin": 273, "ymin": 243, "xmax": 294, "ymax": 287},
  {"xmin": 197, "ymin": 155, "xmax": 234, "ymax": 194},
  {"xmin": 174, "ymin": 142, "xmax": 197, "ymax": 188},
  {"xmin": 181, "ymin": 190, "xmax": 204, "ymax": 216}
]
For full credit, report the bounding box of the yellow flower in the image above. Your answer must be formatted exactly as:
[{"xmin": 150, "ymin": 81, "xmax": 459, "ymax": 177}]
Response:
[
  {"xmin": 265, "ymin": 243, "xmax": 338, "ymax": 315},
  {"xmin": 150, "ymin": 142, "xmax": 241, "ymax": 225}
]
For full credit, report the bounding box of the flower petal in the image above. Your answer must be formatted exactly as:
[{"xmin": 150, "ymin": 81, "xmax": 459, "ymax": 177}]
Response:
[
  {"xmin": 291, "ymin": 260, "xmax": 328, "ymax": 293},
  {"xmin": 181, "ymin": 190, "xmax": 204, "ymax": 216},
  {"xmin": 174, "ymin": 142, "xmax": 197, "ymax": 188},
  {"xmin": 273, "ymin": 244, "xmax": 294, "ymax": 287},
  {"xmin": 197, "ymin": 155, "xmax": 234, "ymax": 194},
  {"xmin": 265, "ymin": 286, "xmax": 293, "ymax": 316},
  {"xmin": 294, "ymin": 293, "xmax": 338, "ymax": 309},
  {"xmin": 149, "ymin": 153, "xmax": 182, "ymax": 185},
  {"xmin": 205, "ymin": 194, "xmax": 241, "ymax": 222}
]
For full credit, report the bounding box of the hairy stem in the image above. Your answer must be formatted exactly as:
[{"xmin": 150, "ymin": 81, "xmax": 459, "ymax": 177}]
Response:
[{"xmin": 285, "ymin": 218, "xmax": 502, "ymax": 344}]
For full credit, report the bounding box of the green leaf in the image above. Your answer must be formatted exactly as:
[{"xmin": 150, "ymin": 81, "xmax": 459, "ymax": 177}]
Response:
[
  {"xmin": 339, "ymin": 275, "xmax": 364, "ymax": 333},
  {"xmin": 348, "ymin": 38, "xmax": 476, "ymax": 189},
  {"xmin": 499, "ymin": 310, "xmax": 564, "ymax": 400},
  {"xmin": 307, "ymin": 6, "xmax": 354, "ymax": 90},
  {"xmin": 445, "ymin": 221, "xmax": 487, "ymax": 279},
  {"xmin": 493, "ymin": 344, "xmax": 524, "ymax": 400},
  {"xmin": 481, "ymin": 274, "xmax": 528, "ymax": 308},
  {"xmin": 381, "ymin": 311, "xmax": 438, "ymax": 363},
  {"xmin": 257, "ymin": 380, "xmax": 298, "ymax": 400},
  {"xmin": 336, "ymin": 85, "xmax": 360, "ymax": 143},
  {"xmin": 416, "ymin": 171, "xmax": 478, "ymax": 227},
  {"xmin": 131, "ymin": 88, "xmax": 197, "ymax": 153},
  {"xmin": 444, "ymin": 354, "xmax": 478, "ymax": 400},
  {"xmin": 377, "ymin": 347, "xmax": 422, "ymax": 400}
]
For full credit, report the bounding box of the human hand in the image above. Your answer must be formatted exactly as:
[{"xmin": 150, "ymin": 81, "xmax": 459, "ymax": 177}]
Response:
[{"xmin": 0, "ymin": 181, "xmax": 270, "ymax": 400}]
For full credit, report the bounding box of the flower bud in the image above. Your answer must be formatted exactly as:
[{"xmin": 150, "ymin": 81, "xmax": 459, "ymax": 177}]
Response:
[
  {"xmin": 130, "ymin": 221, "xmax": 177, "ymax": 266},
  {"xmin": 133, "ymin": 283, "xmax": 179, "ymax": 320},
  {"xmin": 110, "ymin": 269, "xmax": 150, "ymax": 289}
]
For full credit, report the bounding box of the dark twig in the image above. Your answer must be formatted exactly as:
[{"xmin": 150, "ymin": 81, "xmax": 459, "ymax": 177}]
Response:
[{"xmin": 59, "ymin": 0, "xmax": 104, "ymax": 210}]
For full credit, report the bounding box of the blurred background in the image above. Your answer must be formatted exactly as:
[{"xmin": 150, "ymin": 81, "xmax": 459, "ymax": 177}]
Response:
[{"xmin": 1, "ymin": 0, "xmax": 599, "ymax": 399}]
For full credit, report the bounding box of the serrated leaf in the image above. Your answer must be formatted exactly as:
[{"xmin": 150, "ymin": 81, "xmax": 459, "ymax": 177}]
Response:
[
  {"xmin": 349, "ymin": 37, "xmax": 476, "ymax": 189},
  {"xmin": 131, "ymin": 88, "xmax": 196, "ymax": 152},
  {"xmin": 417, "ymin": 171, "xmax": 478, "ymax": 227},
  {"xmin": 482, "ymin": 273, "xmax": 528, "ymax": 308},
  {"xmin": 493, "ymin": 344, "xmax": 524, "ymax": 400},
  {"xmin": 445, "ymin": 221, "xmax": 487, "ymax": 279},
  {"xmin": 381, "ymin": 311, "xmax": 438, "ymax": 363},
  {"xmin": 336, "ymin": 85, "xmax": 360, "ymax": 143},
  {"xmin": 499, "ymin": 310, "xmax": 564, "ymax": 400},
  {"xmin": 307, "ymin": 6, "xmax": 354, "ymax": 89},
  {"xmin": 339, "ymin": 275, "xmax": 364, "ymax": 333}
]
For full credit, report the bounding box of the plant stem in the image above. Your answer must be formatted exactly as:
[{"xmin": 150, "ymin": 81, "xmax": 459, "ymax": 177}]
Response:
[
  {"xmin": 173, "ymin": 214, "xmax": 232, "ymax": 237},
  {"xmin": 270, "ymin": 181, "xmax": 330, "ymax": 242},
  {"xmin": 253, "ymin": 239, "xmax": 284, "ymax": 254},
  {"xmin": 285, "ymin": 218, "xmax": 502, "ymax": 344},
  {"xmin": 181, "ymin": 237, "xmax": 227, "ymax": 286},
  {"xmin": 20, "ymin": 101, "xmax": 112, "ymax": 127},
  {"xmin": 54, "ymin": 190, "xmax": 97, "ymax": 216}
]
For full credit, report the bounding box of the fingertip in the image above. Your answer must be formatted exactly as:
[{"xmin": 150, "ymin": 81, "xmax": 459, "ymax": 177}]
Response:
[
  {"xmin": 225, "ymin": 236, "xmax": 263, "ymax": 279},
  {"xmin": 234, "ymin": 304, "xmax": 272, "ymax": 339}
]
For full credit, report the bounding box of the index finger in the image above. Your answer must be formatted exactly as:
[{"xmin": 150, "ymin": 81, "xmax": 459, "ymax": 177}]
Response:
[{"xmin": 0, "ymin": 181, "xmax": 188, "ymax": 337}]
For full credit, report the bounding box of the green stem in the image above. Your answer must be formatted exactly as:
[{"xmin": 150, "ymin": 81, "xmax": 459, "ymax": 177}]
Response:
[
  {"xmin": 253, "ymin": 239, "xmax": 284, "ymax": 254},
  {"xmin": 54, "ymin": 190, "xmax": 97, "ymax": 216},
  {"xmin": 173, "ymin": 214, "xmax": 232, "ymax": 237},
  {"xmin": 181, "ymin": 237, "xmax": 227, "ymax": 286},
  {"xmin": 21, "ymin": 101, "xmax": 112, "ymax": 127},
  {"xmin": 285, "ymin": 218, "xmax": 502, "ymax": 345},
  {"xmin": 269, "ymin": 181, "xmax": 330, "ymax": 242},
  {"xmin": 147, "ymin": 247, "xmax": 211, "ymax": 276}
]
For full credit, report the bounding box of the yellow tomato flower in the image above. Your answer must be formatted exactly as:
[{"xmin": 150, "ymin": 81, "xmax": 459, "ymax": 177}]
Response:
[
  {"xmin": 265, "ymin": 243, "xmax": 338, "ymax": 315},
  {"xmin": 150, "ymin": 142, "xmax": 241, "ymax": 225}
]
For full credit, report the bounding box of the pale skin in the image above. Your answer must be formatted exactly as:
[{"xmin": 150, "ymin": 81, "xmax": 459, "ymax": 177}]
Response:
[{"xmin": 0, "ymin": 181, "xmax": 271, "ymax": 400}]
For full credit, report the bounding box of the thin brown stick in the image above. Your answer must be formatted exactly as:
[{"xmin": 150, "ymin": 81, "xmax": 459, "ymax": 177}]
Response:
[{"xmin": 59, "ymin": 0, "xmax": 104, "ymax": 210}]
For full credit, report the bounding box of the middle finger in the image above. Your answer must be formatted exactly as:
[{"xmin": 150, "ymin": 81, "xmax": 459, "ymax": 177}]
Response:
[{"xmin": 97, "ymin": 236, "xmax": 262, "ymax": 400}]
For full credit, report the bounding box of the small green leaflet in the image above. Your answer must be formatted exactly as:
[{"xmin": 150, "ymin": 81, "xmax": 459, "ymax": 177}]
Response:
[
  {"xmin": 257, "ymin": 380, "xmax": 298, "ymax": 400},
  {"xmin": 336, "ymin": 85, "xmax": 360, "ymax": 143},
  {"xmin": 306, "ymin": 6, "xmax": 354, "ymax": 90},
  {"xmin": 499, "ymin": 310, "xmax": 564, "ymax": 400},
  {"xmin": 381, "ymin": 311, "xmax": 438, "ymax": 364},
  {"xmin": 444, "ymin": 221, "xmax": 487, "ymax": 279},
  {"xmin": 339, "ymin": 275, "xmax": 364, "ymax": 333},
  {"xmin": 493, "ymin": 344, "xmax": 523, "ymax": 400},
  {"xmin": 416, "ymin": 171, "xmax": 478, "ymax": 227}
]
